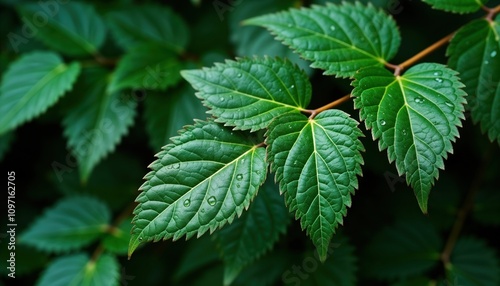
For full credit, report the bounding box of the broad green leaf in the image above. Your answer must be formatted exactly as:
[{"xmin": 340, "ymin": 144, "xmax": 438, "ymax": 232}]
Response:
[
  {"xmin": 181, "ymin": 57, "xmax": 311, "ymax": 132},
  {"xmin": 447, "ymin": 17, "xmax": 500, "ymax": 143},
  {"xmin": 0, "ymin": 51, "xmax": 80, "ymax": 135},
  {"xmin": 422, "ymin": 0, "xmax": 488, "ymax": 13},
  {"xmin": 299, "ymin": 237, "xmax": 357, "ymax": 286},
  {"xmin": 214, "ymin": 177, "xmax": 290, "ymax": 285},
  {"xmin": 266, "ymin": 110, "xmax": 364, "ymax": 261},
  {"xmin": 20, "ymin": 196, "xmax": 111, "ymax": 253},
  {"xmin": 144, "ymin": 85, "xmax": 207, "ymax": 151},
  {"xmin": 129, "ymin": 120, "xmax": 267, "ymax": 256},
  {"xmin": 352, "ymin": 63, "xmax": 467, "ymax": 212},
  {"xmin": 63, "ymin": 68, "xmax": 137, "ymax": 182},
  {"xmin": 0, "ymin": 131, "xmax": 14, "ymax": 161},
  {"xmin": 245, "ymin": 2, "xmax": 401, "ymax": 78},
  {"xmin": 36, "ymin": 253, "xmax": 119, "ymax": 286},
  {"xmin": 109, "ymin": 43, "xmax": 183, "ymax": 93},
  {"xmin": 18, "ymin": 2, "xmax": 106, "ymax": 56},
  {"xmin": 106, "ymin": 5, "xmax": 189, "ymax": 53},
  {"xmin": 364, "ymin": 219, "xmax": 442, "ymax": 280},
  {"xmin": 102, "ymin": 218, "xmax": 132, "ymax": 255},
  {"xmin": 447, "ymin": 237, "xmax": 500, "ymax": 286}
]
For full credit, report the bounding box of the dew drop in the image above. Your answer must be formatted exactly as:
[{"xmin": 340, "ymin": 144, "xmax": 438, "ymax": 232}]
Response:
[
  {"xmin": 435, "ymin": 78, "xmax": 443, "ymax": 83},
  {"xmin": 237, "ymin": 73, "xmax": 242, "ymax": 78},
  {"xmin": 330, "ymin": 25, "xmax": 336, "ymax": 31},
  {"xmin": 256, "ymin": 170, "xmax": 262, "ymax": 175},
  {"xmin": 236, "ymin": 173, "xmax": 243, "ymax": 180},
  {"xmin": 183, "ymin": 199, "xmax": 191, "ymax": 207},
  {"xmin": 139, "ymin": 237, "xmax": 143, "ymax": 241},
  {"xmin": 290, "ymin": 85, "xmax": 295, "ymax": 89},
  {"xmin": 433, "ymin": 71, "xmax": 442, "ymax": 76},
  {"xmin": 236, "ymin": 183, "xmax": 241, "ymax": 188},
  {"xmin": 414, "ymin": 97, "xmax": 425, "ymax": 104},
  {"xmin": 207, "ymin": 196, "xmax": 217, "ymax": 206},
  {"xmin": 402, "ymin": 129, "xmax": 407, "ymax": 136},
  {"xmin": 444, "ymin": 101, "xmax": 453, "ymax": 108},
  {"xmin": 484, "ymin": 60, "xmax": 489, "ymax": 65},
  {"xmin": 278, "ymin": 88, "xmax": 282, "ymax": 92},
  {"xmin": 380, "ymin": 120, "xmax": 386, "ymax": 126},
  {"xmin": 491, "ymin": 50, "xmax": 497, "ymax": 58}
]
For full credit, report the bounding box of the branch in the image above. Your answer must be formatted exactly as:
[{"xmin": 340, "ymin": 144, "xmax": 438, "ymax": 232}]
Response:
[{"xmin": 305, "ymin": 94, "xmax": 351, "ymax": 119}]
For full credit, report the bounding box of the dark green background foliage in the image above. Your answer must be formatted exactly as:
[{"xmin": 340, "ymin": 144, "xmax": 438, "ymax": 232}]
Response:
[{"xmin": 0, "ymin": 0, "xmax": 499, "ymax": 285}]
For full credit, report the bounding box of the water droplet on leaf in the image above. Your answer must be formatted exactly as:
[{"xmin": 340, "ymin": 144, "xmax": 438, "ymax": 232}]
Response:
[
  {"xmin": 402, "ymin": 129, "xmax": 407, "ymax": 136},
  {"xmin": 433, "ymin": 71, "xmax": 442, "ymax": 76},
  {"xmin": 236, "ymin": 183, "xmax": 241, "ymax": 188},
  {"xmin": 237, "ymin": 73, "xmax": 242, "ymax": 78},
  {"xmin": 414, "ymin": 97, "xmax": 425, "ymax": 103},
  {"xmin": 139, "ymin": 237, "xmax": 143, "ymax": 241},
  {"xmin": 444, "ymin": 101, "xmax": 453, "ymax": 108},
  {"xmin": 330, "ymin": 25, "xmax": 336, "ymax": 31},
  {"xmin": 484, "ymin": 60, "xmax": 489, "ymax": 65},
  {"xmin": 220, "ymin": 97, "xmax": 225, "ymax": 101},
  {"xmin": 183, "ymin": 199, "xmax": 191, "ymax": 207},
  {"xmin": 491, "ymin": 51, "xmax": 497, "ymax": 58},
  {"xmin": 236, "ymin": 174, "xmax": 243, "ymax": 180},
  {"xmin": 207, "ymin": 196, "xmax": 217, "ymax": 206},
  {"xmin": 435, "ymin": 78, "xmax": 443, "ymax": 83},
  {"xmin": 380, "ymin": 120, "xmax": 386, "ymax": 126},
  {"xmin": 290, "ymin": 85, "xmax": 295, "ymax": 89}
]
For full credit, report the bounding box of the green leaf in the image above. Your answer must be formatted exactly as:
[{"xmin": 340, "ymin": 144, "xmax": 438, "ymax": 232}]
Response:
[
  {"xmin": 174, "ymin": 236, "xmax": 220, "ymax": 282},
  {"xmin": 36, "ymin": 253, "xmax": 119, "ymax": 286},
  {"xmin": 18, "ymin": 2, "xmax": 106, "ymax": 56},
  {"xmin": 447, "ymin": 17, "xmax": 500, "ymax": 143},
  {"xmin": 144, "ymin": 85, "xmax": 207, "ymax": 151},
  {"xmin": 447, "ymin": 237, "xmax": 500, "ymax": 286},
  {"xmin": 364, "ymin": 219, "xmax": 442, "ymax": 280},
  {"xmin": 106, "ymin": 4, "xmax": 189, "ymax": 53},
  {"xmin": 102, "ymin": 218, "xmax": 132, "ymax": 255},
  {"xmin": 129, "ymin": 120, "xmax": 267, "ymax": 257},
  {"xmin": 181, "ymin": 57, "xmax": 311, "ymax": 132},
  {"xmin": 62, "ymin": 68, "xmax": 137, "ymax": 182},
  {"xmin": 422, "ymin": 0, "xmax": 488, "ymax": 14},
  {"xmin": 266, "ymin": 110, "xmax": 364, "ymax": 261},
  {"xmin": 352, "ymin": 63, "xmax": 467, "ymax": 212},
  {"xmin": 214, "ymin": 177, "xmax": 290, "ymax": 285},
  {"xmin": 299, "ymin": 237, "xmax": 357, "ymax": 286},
  {"xmin": 0, "ymin": 51, "xmax": 80, "ymax": 135},
  {"xmin": 20, "ymin": 196, "xmax": 111, "ymax": 253},
  {"xmin": 109, "ymin": 43, "xmax": 183, "ymax": 93},
  {"xmin": 245, "ymin": 2, "xmax": 401, "ymax": 78}
]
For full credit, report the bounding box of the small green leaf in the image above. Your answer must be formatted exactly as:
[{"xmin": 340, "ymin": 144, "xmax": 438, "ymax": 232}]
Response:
[
  {"xmin": 18, "ymin": 2, "xmax": 106, "ymax": 56},
  {"xmin": 266, "ymin": 110, "xmax": 364, "ymax": 261},
  {"xmin": 129, "ymin": 120, "xmax": 267, "ymax": 257},
  {"xmin": 181, "ymin": 57, "xmax": 311, "ymax": 132},
  {"xmin": 0, "ymin": 51, "xmax": 80, "ymax": 135},
  {"xmin": 422, "ymin": 0, "xmax": 488, "ymax": 14},
  {"xmin": 245, "ymin": 2, "xmax": 401, "ymax": 78},
  {"xmin": 364, "ymin": 219, "xmax": 442, "ymax": 280},
  {"xmin": 214, "ymin": 177, "xmax": 290, "ymax": 285},
  {"xmin": 102, "ymin": 218, "xmax": 132, "ymax": 255},
  {"xmin": 109, "ymin": 43, "xmax": 183, "ymax": 93},
  {"xmin": 36, "ymin": 253, "xmax": 119, "ymax": 286},
  {"xmin": 20, "ymin": 196, "xmax": 111, "ymax": 253},
  {"xmin": 106, "ymin": 4, "xmax": 189, "ymax": 53},
  {"xmin": 352, "ymin": 63, "xmax": 467, "ymax": 212},
  {"xmin": 144, "ymin": 86, "xmax": 208, "ymax": 151},
  {"xmin": 447, "ymin": 17, "xmax": 500, "ymax": 143},
  {"xmin": 63, "ymin": 68, "xmax": 137, "ymax": 182},
  {"xmin": 447, "ymin": 237, "xmax": 500, "ymax": 286}
]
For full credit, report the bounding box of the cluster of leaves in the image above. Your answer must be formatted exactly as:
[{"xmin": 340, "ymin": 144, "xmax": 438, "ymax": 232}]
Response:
[{"xmin": 0, "ymin": 0, "xmax": 499, "ymax": 285}]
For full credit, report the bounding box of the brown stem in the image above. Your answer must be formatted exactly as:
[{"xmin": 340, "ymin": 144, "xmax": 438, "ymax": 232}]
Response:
[
  {"xmin": 485, "ymin": 4, "xmax": 500, "ymax": 21},
  {"xmin": 440, "ymin": 148, "xmax": 492, "ymax": 265},
  {"xmin": 306, "ymin": 94, "xmax": 351, "ymax": 119},
  {"xmin": 399, "ymin": 32, "xmax": 455, "ymax": 71},
  {"xmin": 94, "ymin": 53, "xmax": 119, "ymax": 67}
]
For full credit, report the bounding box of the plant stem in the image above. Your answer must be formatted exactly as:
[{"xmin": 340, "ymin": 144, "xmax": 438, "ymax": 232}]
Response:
[
  {"xmin": 398, "ymin": 32, "xmax": 455, "ymax": 72},
  {"xmin": 485, "ymin": 4, "xmax": 500, "ymax": 21},
  {"xmin": 307, "ymin": 94, "xmax": 351, "ymax": 119},
  {"xmin": 440, "ymin": 147, "xmax": 492, "ymax": 265}
]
